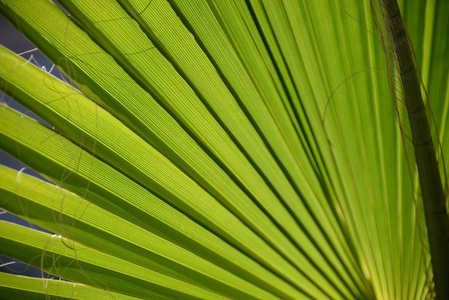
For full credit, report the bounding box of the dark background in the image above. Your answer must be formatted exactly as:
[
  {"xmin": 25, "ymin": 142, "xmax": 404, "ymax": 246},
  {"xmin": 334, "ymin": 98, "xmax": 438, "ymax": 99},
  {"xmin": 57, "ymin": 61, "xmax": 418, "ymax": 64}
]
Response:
[{"xmin": 1, "ymin": 15, "xmax": 60, "ymax": 278}]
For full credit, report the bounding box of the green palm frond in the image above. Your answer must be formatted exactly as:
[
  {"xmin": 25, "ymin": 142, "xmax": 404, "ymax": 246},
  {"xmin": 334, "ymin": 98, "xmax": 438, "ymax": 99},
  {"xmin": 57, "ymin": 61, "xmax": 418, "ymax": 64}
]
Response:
[{"xmin": 0, "ymin": 0, "xmax": 447, "ymax": 299}]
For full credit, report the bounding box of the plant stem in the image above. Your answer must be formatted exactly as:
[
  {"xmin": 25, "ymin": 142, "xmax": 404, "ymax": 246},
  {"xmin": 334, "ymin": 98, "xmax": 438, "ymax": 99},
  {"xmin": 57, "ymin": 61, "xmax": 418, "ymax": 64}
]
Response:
[{"xmin": 380, "ymin": 0, "xmax": 449, "ymax": 298}]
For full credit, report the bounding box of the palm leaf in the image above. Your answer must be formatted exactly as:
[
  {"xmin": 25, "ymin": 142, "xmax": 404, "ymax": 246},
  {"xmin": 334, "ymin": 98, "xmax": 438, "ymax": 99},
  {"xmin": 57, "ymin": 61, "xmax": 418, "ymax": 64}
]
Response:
[{"xmin": 0, "ymin": 0, "xmax": 447, "ymax": 299}]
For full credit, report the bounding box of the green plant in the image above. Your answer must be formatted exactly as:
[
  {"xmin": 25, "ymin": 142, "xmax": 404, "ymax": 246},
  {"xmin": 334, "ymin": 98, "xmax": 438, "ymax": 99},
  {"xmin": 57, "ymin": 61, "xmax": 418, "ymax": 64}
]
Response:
[
  {"xmin": 375, "ymin": 0, "xmax": 449, "ymax": 297},
  {"xmin": 0, "ymin": 0, "xmax": 447, "ymax": 299}
]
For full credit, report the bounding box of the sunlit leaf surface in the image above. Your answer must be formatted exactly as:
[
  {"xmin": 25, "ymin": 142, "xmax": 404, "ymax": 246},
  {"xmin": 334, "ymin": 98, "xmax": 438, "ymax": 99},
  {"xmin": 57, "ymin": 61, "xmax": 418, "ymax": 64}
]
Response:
[{"xmin": 0, "ymin": 0, "xmax": 447, "ymax": 299}]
